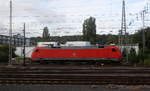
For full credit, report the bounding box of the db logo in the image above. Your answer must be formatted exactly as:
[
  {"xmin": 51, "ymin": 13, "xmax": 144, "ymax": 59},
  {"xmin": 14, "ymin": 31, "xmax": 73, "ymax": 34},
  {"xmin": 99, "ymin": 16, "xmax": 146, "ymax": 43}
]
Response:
[{"xmin": 72, "ymin": 52, "xmax": 76, "ymax": 56}]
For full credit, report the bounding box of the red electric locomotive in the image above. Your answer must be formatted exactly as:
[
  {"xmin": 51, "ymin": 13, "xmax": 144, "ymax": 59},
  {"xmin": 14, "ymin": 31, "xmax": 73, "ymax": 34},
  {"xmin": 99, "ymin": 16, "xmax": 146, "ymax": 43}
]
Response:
[{"xmin": 31, "ymin": 45, "xmax": 122, "ymax": 63}]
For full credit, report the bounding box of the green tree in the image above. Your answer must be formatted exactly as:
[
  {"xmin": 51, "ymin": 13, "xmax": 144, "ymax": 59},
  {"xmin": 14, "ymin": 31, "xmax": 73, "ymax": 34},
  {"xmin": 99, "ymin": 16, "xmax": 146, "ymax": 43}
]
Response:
[
  {"xmin": 106, "ymin": 34, "xmax": 118, "ymax": 44},
  {"xmin": 132, "ymin": 27, "xmax": 150, "ymax": 65},
  {"xmin": 138, "ymin": 49, "xmax": 145, "ymax": 64},
  {"xmin": 82, "ymin": 17, "xmax": 96, "ymax": 44},
  {"xmin": 42, "ymin": 27, "xmax": 50, "ymax": 40},
  {"xmin": 133, "ymin": 27, "xmax": 150, "ymax": 49}
]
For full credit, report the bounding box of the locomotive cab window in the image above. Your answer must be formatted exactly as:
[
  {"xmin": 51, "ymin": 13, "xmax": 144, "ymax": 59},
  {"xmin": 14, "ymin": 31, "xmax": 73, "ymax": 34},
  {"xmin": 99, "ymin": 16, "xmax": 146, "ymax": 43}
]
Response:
[
  {"xmin": 35, "ymin": 49, "xmax": 39, "ymax": 52},
  {"xmin": 112, "ymin": 48, "xmax": 117, "ymax": 52}
]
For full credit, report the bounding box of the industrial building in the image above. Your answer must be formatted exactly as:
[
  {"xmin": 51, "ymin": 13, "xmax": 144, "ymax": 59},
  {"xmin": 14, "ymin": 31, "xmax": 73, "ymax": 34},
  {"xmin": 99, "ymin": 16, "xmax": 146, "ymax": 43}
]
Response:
[{"xmin": 0, "ymin": 34, "xmax": 35, "ymax": 47}]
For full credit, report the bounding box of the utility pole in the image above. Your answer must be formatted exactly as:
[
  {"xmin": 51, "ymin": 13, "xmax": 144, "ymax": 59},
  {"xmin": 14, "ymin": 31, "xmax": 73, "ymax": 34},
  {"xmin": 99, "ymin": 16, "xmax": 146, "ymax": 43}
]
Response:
[
  {"xmin": 142, "ymin": 10, "xmax": 146, "ymax": 61},
  {"xmin": 119, "ymin": 0, "xmax": 128, "ymax": 62},
  {"xmin": 8, "ymin": 0, "xmax": 13, "ymax": 66},
  {"xmin": 119, "ymin": 0, "xmax": 127, "ymax": 46},
  {"xmin": 23, "ymin": 23, "xmax": 26, "ymax": 66},
  {"xmin": 122, "ymin": 0, "xmax": 127, "ymax": 45}
]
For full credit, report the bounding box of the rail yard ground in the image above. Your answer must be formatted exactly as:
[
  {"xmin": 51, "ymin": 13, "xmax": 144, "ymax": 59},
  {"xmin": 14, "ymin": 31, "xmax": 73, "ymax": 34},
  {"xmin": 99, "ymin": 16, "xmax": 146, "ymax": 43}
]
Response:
[
  {"xmin": 0, "ymin": 64, "xmax": 150, "ymax": 91},
  {"xmin": 1, "ymin": 85, "xmax": 150, "ymax": 91},
  {"xmin": 0, "ymin": 64, "xmax": 150, "ymax": 84}
]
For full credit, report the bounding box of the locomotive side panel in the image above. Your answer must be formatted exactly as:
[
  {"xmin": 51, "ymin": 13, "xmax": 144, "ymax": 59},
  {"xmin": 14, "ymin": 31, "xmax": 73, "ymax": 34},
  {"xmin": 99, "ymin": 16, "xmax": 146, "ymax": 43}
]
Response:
[
  {"xmin": 31, "ymin": 46, "xmax": 122, "ymax": 62},
  {"xmin": 32, "ymin": 49, "xmax": 108, "ymax": 59}
]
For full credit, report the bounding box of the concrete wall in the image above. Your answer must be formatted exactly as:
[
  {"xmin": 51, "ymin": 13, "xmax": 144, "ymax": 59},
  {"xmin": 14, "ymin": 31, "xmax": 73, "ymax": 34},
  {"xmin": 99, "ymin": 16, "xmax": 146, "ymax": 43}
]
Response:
[
  {"xmin": 118, "ymin": 44, "xmax": 139, "ymax": 54},
  {"xmin": 15, "ymin": 47, "xmax": 35, "ymax": 58}
]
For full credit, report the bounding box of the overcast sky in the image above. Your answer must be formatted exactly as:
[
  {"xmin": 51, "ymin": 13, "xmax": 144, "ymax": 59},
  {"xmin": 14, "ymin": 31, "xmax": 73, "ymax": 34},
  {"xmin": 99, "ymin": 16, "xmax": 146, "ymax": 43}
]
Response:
[{"xmin": 0, "ymin": 0, "xmax": 149, "ymax": 37}]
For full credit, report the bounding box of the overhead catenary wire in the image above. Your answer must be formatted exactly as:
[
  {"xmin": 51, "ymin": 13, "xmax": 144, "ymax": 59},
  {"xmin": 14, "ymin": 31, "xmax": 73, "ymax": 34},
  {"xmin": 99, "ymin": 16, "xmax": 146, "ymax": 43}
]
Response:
[{"xmin": 0, "ymin": 1, "xmax": 150, "ymax": 37}]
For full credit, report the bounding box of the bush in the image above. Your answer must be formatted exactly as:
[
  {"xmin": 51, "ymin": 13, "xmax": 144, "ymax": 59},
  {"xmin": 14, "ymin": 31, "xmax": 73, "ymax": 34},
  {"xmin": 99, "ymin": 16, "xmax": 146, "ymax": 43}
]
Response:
[
  {"xmin": 137, "ymin": 48, "xmax": 150, "ymax": 65},
  {"xmin": 0, "ymin": 45, "xmax": 16, "ymax": 63},
  {"xmin": 143, "ymin": 55, "xmax": 150, "ymax": 66},
  {"xmin": 121, "ymin": 48, "xmax": 129, "ymax": 64},
  {"xmin": 128, "ymin": 48, "xmax": 139, "ymax": 65}
]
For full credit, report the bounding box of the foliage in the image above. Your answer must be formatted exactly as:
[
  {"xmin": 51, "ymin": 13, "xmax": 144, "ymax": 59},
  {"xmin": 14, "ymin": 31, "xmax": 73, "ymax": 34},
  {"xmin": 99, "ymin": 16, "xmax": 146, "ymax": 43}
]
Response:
[
  {"xmin": 82, "ymin": 17, "xmax": 96, "ymax": 44},
  {"xmin": 106, "ymin": 34, "xmax": 118, "ymax": 44},
  {"xmin": 0, "ymin": 45, "xmax": 16, "ymax": 63},
  {"xmin": 132, "ymin": 27, "xmax": 150, "ymax": 49},
  {"xmin": 143, "ymin": 55, "xmax": 150, "ymax": 66},
  {"xmin": 42, "ymin": 27, "xmax": 50, "ymax": 40},
  {"xmin": 128, "ymin": 48, "xmax": 139, "ymax": 65},
  {"xmin": 122, "ymin": 48, "xmax": 127, "ymax": 58},
  {"xmin": 31, "ymin": 34, "xmax": 120, "ymax": 45},
  {"xmin": 131, "ymin": 27, "xmax": 150, "ymax": 66},
  {"xmin": 120, "ymin": 48, "xmax": 129, "ymax": 64},
  {"xmin": 138, "ymin": 48, "xmax": 150, "ymax": 66},
  {"xmin": 32, "ymin": 35, "xmax": 83, "ymax": 43}
]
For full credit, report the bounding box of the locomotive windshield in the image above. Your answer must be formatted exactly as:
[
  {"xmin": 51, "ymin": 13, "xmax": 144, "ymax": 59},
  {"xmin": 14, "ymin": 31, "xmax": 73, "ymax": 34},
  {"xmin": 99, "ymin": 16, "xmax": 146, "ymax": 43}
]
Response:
[{"xmin": 112, "ymin": 48, "xmax": 117, "ymax": 52}]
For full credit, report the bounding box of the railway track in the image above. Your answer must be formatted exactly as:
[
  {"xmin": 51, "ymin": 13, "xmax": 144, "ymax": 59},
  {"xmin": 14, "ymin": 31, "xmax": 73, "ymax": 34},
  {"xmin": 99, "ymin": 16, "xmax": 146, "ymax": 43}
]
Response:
[{"xmin": 0, "ymin": 66, "xmax": 150, "ymax": 85}]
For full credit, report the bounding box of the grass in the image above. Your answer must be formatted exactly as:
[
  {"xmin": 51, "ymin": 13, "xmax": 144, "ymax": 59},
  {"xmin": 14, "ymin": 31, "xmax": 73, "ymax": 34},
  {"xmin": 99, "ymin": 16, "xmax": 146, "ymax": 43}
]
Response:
[{"xmin": 143, "ymin": 54, "xmax": 150, "ymax": 66}]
